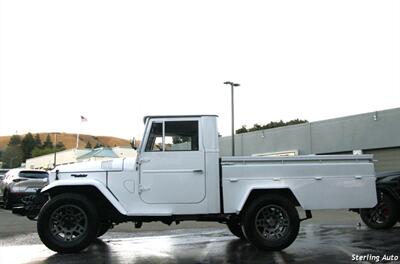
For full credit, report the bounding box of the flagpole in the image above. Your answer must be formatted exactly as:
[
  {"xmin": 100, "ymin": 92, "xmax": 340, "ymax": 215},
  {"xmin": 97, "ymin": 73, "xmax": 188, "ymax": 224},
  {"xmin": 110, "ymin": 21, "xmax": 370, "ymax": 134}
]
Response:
[
  {"xmin": 76, "ymin": 115, "xmax": 88, "ymax": 149},
  {"xmin": 76, "ymin": 132, "xmax": 79, "ymax": 149}
]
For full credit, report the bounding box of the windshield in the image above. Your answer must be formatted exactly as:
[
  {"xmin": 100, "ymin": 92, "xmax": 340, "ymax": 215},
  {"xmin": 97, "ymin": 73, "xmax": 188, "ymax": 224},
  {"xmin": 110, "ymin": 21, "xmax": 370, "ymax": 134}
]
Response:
[{"xmin": 19, "ymin": 171, "xmax": 48, "ymax": 179}]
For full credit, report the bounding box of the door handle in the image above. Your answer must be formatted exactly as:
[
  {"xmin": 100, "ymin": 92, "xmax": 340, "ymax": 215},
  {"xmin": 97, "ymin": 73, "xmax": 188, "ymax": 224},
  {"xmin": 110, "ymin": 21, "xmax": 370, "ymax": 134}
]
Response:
[
  {"xmin": 138, "ymin": 184, "xmax": 150, "ymax": 194},
  {"xmin": 193, "ymin": 169, "xmax": 203, "ymax": 173},
  {"xmin": 138, "ymin": 159, "xmax": 150, "ymax": 165}
]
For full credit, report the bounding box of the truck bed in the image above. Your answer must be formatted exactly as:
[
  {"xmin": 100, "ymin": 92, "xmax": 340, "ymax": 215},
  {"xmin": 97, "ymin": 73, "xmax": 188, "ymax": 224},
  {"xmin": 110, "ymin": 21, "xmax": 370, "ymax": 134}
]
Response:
[{"xmin": 221, "ymin": 154, "xmax": 377, "ymax": 212}]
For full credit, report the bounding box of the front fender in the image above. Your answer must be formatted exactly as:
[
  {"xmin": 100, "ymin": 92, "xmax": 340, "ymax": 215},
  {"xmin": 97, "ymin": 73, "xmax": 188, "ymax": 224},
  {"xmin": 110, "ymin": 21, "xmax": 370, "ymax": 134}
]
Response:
[{"xmin": 41, "ymin": 179, "xmax": 127, "ymax": 215}]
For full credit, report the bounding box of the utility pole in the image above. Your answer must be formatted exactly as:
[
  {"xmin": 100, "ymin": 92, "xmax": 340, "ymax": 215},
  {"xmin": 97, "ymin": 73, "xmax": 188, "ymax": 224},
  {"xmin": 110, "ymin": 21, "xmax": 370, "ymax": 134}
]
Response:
[
  {"xmin": 224, "ymin": 81, "xmax": 240, "ymax": 156},
  {"xmin": 53, "ymin": 133, "xmax": 61, "ymax": 168}
]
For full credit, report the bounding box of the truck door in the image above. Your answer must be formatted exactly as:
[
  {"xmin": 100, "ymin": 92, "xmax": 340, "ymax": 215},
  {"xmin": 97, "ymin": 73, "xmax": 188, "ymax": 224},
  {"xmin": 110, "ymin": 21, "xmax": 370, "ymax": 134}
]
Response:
[{"xmin": 138, "ymin": 119, "xmax": 206, "ymax": 204}]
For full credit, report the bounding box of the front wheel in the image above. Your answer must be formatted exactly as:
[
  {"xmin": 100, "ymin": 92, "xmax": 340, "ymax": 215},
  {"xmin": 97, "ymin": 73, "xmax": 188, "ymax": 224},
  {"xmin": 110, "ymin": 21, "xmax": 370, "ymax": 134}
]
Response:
[
  {"xmin": 241, "ymin": 195, "xmax": 300, "ymax": 251},
  {"xmin": 360, "ymin": 192, "xmax": 399, "ymax": 229},
  {"xmin": 37, "ymin": 193, "xmax": 99, "ymax": 253},
  {"xmin": 227, "ymin": 219, "xmax": 246, "ymax": 240},
  {"xmin": 97, "ymin": 222, "xmax": 112, "ymax": 238}
]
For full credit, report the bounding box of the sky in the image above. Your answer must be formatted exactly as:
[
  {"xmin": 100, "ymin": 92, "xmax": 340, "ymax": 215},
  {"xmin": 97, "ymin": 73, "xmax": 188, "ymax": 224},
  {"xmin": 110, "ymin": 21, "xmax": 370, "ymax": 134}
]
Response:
[{"xmin": 0, "ymin": 0, "xmax": 399, "ymax": 140}]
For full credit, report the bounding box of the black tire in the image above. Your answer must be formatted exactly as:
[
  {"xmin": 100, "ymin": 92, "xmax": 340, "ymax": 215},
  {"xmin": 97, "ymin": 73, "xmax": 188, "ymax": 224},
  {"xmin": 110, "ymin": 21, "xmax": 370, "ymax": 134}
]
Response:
[
  {"xmin": 360, "ymin": 192, "xmax": 399, "ymax": 230},
  {"xmin": 227, "ymin": 219, "xmax": 246, "ymax": 240},
  {"xmin": 37, "ymin": 193, "xmax": 99, "ymax": 253},
  {"xmin": 3, "ymin": 190, "xmax": 11, "ymax": 209},
  {"xmin": 241, "ymin": 195, "xmax": 300, "ymax": 251},
  {"xmin": 97, "ymin": 223, "xmax": 111, "ymax": 238}
]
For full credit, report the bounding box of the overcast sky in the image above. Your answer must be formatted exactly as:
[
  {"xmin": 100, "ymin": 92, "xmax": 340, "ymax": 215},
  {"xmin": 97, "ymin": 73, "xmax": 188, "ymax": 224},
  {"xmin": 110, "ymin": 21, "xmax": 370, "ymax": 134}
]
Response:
[{"xmin": 0, "ymin": 0, "xmax": 399, "ymax": 140}]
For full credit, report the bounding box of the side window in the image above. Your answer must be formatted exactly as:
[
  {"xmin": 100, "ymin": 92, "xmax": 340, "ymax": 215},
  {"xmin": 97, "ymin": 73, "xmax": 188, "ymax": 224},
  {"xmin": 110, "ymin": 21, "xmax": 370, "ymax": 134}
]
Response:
[
  {"xmin": 145, "ymin": 122, "xmax": 163, "ymax": 152},
  {"xmin": 144, "ymin": 120, "xmax": 199, "ymax": 152},
  {"xmin": 165, "ymin": 121, "xmax": 198, "ymax": 151}
]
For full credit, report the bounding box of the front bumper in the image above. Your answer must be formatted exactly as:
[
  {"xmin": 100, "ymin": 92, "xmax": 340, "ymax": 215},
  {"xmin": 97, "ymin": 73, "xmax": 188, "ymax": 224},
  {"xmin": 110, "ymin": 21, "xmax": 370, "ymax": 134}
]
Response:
[
  {"xmin": 8, "ymin": 192, "xmax": 38, "ymax": 206},
  {"xmin": 12, "ymin": 191, "xmax": 49, "ymax": 220}
]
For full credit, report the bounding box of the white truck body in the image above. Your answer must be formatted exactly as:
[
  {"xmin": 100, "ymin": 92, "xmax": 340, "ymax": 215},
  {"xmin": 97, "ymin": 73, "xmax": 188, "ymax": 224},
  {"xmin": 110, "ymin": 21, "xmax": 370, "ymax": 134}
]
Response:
[
  {"xmin": 43, "ymin": 115, "xmax": 376, "ymax": 215},
  {"xmin": 35, "ymin": 115, "xmax": 377, "ymax": 253}
]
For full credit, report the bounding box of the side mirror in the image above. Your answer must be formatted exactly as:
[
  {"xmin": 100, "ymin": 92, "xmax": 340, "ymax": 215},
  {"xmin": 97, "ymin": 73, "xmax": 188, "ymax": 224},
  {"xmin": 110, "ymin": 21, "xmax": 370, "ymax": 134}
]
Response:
[{"xmin": 131, "ymin": 137, "xmax": 138, "ymax": 150}]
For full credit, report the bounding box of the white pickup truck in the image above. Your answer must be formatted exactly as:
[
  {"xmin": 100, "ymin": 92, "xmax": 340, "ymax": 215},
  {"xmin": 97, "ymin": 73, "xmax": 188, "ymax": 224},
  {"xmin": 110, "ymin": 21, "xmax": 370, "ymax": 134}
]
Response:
[{"xmin": 23, "ymin": 115, "xmax": 377, "ymax": 253}]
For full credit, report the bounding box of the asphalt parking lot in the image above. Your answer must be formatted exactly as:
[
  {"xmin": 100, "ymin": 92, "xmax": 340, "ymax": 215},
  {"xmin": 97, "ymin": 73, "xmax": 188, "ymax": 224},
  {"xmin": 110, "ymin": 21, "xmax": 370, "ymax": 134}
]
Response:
[{"xmin": 0, "ymin": 208, "xmax": 399, "ymax": 264}]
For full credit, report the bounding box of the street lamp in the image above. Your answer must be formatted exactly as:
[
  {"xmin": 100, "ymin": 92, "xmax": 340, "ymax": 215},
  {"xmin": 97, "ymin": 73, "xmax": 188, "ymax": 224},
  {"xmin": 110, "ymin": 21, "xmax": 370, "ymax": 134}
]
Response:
[
  {"xmin": 224, "ymin": 81, "xmax": 240, "ymax": 156},
  {"xmin": 53, "ymin": 133, "xmax": 61, "ymax": 168}
]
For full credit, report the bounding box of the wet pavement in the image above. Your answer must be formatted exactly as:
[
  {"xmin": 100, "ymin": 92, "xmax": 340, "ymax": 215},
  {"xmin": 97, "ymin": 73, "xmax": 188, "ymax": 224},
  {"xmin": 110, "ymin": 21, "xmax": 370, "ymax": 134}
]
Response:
[{"xmin": 1, "ymin": 225, "xmax": 400, "ymax": 264}]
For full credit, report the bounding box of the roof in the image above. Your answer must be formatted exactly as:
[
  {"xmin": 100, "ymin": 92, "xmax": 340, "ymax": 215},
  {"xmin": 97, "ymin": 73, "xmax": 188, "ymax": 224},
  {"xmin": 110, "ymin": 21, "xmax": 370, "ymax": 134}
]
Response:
[
  {"xmin": 143, "ymin": 115, "xmax": 218, "ymax": 123},
  {"xmin": 77, "ymin": 148, "xmax": 119, "ymax": 160}
]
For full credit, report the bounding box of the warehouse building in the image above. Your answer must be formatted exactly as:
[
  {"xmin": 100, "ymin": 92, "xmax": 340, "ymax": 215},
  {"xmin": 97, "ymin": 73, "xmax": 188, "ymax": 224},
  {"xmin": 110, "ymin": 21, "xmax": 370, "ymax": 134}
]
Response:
[{"xmin": 219, "ymin": 107, "xmax": 400, "ymax": 172}]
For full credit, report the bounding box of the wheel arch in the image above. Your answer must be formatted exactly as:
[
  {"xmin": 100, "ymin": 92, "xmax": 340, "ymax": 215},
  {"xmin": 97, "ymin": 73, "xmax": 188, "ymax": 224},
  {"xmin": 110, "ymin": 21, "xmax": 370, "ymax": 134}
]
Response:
[
  {"xmin": 41, "ymin": 181, "xmax": 127, "ymax": 220},
  {"xmin": 239, "ymin": 188, "xmax": 301, "ymax": 213}
]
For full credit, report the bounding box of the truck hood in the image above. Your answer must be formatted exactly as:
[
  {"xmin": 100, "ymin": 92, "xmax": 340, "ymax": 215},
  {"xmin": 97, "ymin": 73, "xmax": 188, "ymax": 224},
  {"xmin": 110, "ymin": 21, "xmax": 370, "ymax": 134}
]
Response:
[
  {"xmin": 54, "ymin": 159, "xmax": 125, "ymax": 173},
  {"xmin": 48, "ymin": 158, "xmax": 136, "ymax": 183}
]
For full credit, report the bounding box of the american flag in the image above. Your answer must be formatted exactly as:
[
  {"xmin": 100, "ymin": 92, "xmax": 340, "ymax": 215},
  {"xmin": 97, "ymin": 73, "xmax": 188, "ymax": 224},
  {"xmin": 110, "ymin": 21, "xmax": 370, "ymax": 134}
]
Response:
[{"xmin": 81, "ymin": 115, "xmax": 88, "ymax": 122}]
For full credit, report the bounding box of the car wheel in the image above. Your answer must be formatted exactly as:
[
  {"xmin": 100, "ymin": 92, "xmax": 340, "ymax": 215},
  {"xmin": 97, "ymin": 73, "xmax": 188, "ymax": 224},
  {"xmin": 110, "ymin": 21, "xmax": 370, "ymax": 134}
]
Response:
[
  {"xmin": 360, "ymin": 192, "xmax": 399, "ymax": 229},
  {"xmin": 227, "ymin": 219, "xmax": 246, "ymax": 240},
  {"xmin": 37, "ymin": 193, "xmax": 99, "ymax": 253},
  {"xmin": 241, "ymin": 195, "xmax": 300, "ymax": 251},
  {"xmin": 3, "ymin": 190, "xmax": 11, "ymax": 209},
  {"xmin": 97, "ymin": 222, "xmax": 111, "ymax": 238}
]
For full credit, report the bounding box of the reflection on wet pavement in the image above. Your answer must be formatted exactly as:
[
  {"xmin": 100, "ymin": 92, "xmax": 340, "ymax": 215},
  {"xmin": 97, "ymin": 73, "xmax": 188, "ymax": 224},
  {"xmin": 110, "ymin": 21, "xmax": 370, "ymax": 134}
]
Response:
[{"xmin": 1, "ymin": 225, "xmax": 399, "ymax": 264}]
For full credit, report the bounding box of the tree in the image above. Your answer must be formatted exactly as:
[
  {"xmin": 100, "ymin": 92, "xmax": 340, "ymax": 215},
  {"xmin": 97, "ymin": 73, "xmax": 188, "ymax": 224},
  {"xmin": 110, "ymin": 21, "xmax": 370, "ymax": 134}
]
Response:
[
  {"xmin": 236, "ymin": 126, "xmax": 248, "ymax": 134},
  {"xmin": 34, "ymin": 133, "xmax": 42, "ymax": 149},
  {"xmin": 56, "ymin": 141, "xmax": 66, "ymax": 151},
  {"xmin": 31, "ymin": 147, "xmax": 55, "ymax": 158},
  {"xmin": 8, "ymin": 134, "xmax": 22, "ymax": 146},
  {"xmin": 21, "ymin": 133, "xmax": 35, "ymax": 160},
  {"xmin": 236, "ymin": 119, "xmax": 308, "ymax": 134},
  {"xmin": 85, "ymin": 142, "xmax": 92, "ymax": 149},
  {"xmin": 94, "ymin": 143, "xmax": 103, "ymax": 148},
  {"xmin": 2, "ymin": 145, "xmax": 24, "ymax": 168},
  {"xmin": 43, "ymin": 134, "xmax": 53, "ymax": 149}
]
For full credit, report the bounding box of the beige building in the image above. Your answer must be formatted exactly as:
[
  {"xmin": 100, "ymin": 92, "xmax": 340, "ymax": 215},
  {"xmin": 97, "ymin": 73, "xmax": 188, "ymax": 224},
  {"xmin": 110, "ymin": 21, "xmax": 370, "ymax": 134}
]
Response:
[{"xmin": 26, "ymin": 147, "xmax": 137, "ymax": 169}]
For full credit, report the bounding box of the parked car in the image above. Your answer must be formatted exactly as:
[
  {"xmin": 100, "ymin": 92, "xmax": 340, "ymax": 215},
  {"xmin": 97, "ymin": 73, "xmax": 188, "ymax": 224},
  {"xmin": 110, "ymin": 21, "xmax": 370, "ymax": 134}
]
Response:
[
  {"xmin": 0, "ymin": 169, "xmax": 48, "ymax": 209},
  {"xmin": 358, "ymin": 171, "xmax": 400, "ymax": 229}
]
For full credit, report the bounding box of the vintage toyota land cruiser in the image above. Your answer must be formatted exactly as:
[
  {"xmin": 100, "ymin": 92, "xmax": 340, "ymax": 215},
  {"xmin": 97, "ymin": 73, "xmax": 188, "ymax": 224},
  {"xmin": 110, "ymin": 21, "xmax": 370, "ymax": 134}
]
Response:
[{"xmin": 16, "ymin": 115, "xmax": 377, "ymax": 253}]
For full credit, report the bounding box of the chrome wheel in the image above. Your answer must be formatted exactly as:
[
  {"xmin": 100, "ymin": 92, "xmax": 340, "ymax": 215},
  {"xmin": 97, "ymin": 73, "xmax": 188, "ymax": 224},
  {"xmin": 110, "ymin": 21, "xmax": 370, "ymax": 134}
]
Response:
[
  {"xmin": 49, "ymin": 205, "xmax": 88, "ymax": 242},
  {"xmin": 255, "ymin": 205, "xmax": 290, "ymax": 240}
]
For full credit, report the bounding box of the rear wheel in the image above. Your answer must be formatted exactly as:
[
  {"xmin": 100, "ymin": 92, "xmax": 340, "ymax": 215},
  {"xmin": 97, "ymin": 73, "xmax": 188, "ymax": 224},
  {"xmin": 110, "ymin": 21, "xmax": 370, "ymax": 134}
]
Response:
[
  {"xmin": 37, "ymin": 193, "xmax": 99, "ymax": 253},
  {"xmin": 241, "ymin": 195, "xmax": 300, "ymax": 251},
  {"xmin": 360, "ymin": 192, "xmax": 399, "ymax": 229},
  {"xmin": 227, "ymin": 219, "xmax": 246, "ymax": 240}
]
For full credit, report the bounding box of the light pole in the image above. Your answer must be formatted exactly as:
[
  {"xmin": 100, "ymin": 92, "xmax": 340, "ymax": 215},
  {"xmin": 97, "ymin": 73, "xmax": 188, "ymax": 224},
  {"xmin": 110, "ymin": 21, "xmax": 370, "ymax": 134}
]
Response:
[
  {"xmin": 224, "ymin": 81, "xmax": 240, "ymax": 156},
  {"xmin": 53, "ymin": 133, "xmax": 61, "ymax": 168}
]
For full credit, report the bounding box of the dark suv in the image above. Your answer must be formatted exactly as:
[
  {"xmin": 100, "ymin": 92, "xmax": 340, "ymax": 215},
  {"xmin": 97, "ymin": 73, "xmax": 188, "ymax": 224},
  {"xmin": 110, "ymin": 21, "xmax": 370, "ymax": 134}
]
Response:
[{"xmin": 359, "ymin": 171, "xmax": 400, "ymax": 229}]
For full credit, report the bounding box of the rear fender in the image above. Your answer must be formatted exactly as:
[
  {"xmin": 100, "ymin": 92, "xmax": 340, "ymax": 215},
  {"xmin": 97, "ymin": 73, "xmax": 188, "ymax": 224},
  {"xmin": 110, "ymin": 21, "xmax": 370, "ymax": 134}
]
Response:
[{"xmin": 237, "ymin": 187, "xmax": 302, "ymax": 213}]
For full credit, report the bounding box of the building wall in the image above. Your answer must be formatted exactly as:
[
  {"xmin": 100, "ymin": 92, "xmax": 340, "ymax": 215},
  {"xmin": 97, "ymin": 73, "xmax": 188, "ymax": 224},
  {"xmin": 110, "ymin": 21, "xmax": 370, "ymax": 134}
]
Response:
[
  {"xmin": 219, "ymin": 107, "xmax": 400, "ymax": 172},
  {"xmin": 364, "ymin": 148, "xmax": 400, "ymax": 172},
  {"xmin": 111, "ymin": 147, "xmax": 137, "ymax": 158},
  {"xmin": 26, "ymin": 149, "xmax": 89, "ymax": 169}
]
